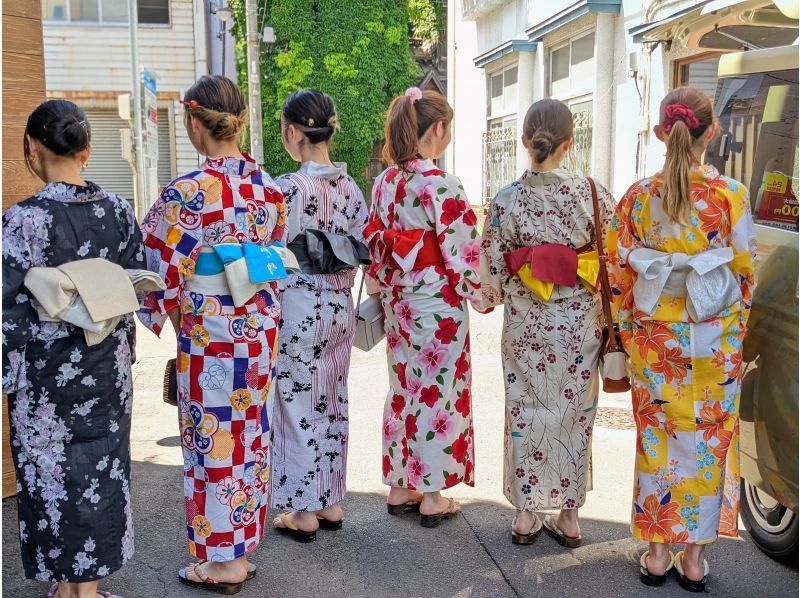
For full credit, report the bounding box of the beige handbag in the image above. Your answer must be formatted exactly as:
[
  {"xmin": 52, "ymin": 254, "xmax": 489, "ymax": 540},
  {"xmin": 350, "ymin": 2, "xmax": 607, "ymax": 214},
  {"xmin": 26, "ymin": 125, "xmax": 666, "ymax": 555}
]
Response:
[
  {"xmin": 353, "ymin": 273, "xmax": 386, "ymax": 352},
  {"xmin": 588, "ymin": 178, "xmax": 631, "ymax": 393}
]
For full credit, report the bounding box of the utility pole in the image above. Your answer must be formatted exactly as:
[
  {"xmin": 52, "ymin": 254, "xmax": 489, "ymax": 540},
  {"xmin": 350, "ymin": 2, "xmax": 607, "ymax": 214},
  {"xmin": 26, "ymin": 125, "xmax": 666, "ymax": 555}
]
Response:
[
  {"xmin": 128, "ymin": 0, "xmax": 145, "ymax": 219},
  {"xmin": 245, "ymin": 0, "xmax": 264, "ymax": 164}
]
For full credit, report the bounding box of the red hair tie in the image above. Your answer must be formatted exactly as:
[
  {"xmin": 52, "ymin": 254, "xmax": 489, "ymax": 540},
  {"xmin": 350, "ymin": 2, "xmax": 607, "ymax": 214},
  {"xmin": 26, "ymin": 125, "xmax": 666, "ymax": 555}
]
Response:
[
  {"xmin": 180, "ymin": 99, "xmax": 205, "ymax": 111},
  {"xmin": 662, "ymin": 103, "xmax": 701, "ymax": 133}
]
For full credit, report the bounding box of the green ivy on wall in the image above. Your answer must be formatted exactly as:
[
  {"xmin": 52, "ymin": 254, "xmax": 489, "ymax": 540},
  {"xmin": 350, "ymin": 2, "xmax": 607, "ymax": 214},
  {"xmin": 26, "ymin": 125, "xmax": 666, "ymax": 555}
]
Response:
[{"xmin": 229, "ymin": 0, "xmax": 444, "ymax": 188}]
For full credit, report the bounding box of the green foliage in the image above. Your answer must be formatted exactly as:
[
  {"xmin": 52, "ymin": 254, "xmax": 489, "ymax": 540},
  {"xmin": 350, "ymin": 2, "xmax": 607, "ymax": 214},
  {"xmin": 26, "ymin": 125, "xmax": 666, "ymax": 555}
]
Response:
[
  {"xmin": 408, "ymin": 0, "xmax": 445, "ymax": 47},
  {"xmin": 228, "ymin": 0, "xmax": 423, "ymax": 187}
]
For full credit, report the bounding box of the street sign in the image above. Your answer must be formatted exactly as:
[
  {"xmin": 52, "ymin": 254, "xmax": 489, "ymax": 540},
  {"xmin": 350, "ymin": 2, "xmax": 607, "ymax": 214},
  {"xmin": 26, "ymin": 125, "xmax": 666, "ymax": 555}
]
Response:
[{"xmin": 143, "ymin": 69, "xmax": 158, "ymax": 161}]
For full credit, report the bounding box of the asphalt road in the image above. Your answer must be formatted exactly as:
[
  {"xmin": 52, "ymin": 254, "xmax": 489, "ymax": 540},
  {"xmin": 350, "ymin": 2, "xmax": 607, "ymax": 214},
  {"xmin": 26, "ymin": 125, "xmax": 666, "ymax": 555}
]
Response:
[{"xmin": 3, "ymin": 307, "xmax": 797, "ymax": 597}]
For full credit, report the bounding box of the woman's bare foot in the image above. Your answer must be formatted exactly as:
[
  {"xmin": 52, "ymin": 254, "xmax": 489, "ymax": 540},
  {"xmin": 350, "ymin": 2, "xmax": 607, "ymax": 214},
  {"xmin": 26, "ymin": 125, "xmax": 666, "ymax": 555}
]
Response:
[
  {"xmin": 316, "ymin": 502, "xmax": 344, "ymax": 522},
  {"xmin": 387, "ymin": 486, "xmax": 423, "ymax": 506},
  {"xmin": 555, "ymin": 508, "xmax": 581, "ymax": 539},
  {"xmin": 272, "ymin": 511, "xmax": 319, "ymax": 532},
  {"xmin": 643, "ymin": 542, "xmax": 672, "ymax": 576},
  {"xmin": 513, "ymin": 510, "xmax": 538, "ymax": 535},
  {"xmin": 680, "ymin": 544, "xmax": 707, "ymax": 581},
  {"xmin": 52, "ymin": 581, "xmax": 101, "ymax": 598},
  {"xmin": 184, "ymin": 558, "xmax": 249, "ymax": 584},
  {"xmin": 419, "ymin": 491, "xmax": 461, "ymax": 516}
]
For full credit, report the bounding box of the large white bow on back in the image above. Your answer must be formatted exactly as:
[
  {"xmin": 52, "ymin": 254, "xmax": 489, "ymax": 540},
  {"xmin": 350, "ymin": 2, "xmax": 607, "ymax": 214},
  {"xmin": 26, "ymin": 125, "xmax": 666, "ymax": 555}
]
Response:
[{"xmin": 628, "ymin": 247, "xmax": 742, "ymax": 322}]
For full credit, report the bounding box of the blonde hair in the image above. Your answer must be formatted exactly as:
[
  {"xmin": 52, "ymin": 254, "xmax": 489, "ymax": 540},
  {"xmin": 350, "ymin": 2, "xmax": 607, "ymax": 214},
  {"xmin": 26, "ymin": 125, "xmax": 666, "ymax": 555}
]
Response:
[
  {"xmin": 382, "ymin": 89, "xmax": 453, "ymax": 169},
  {"xmin": 659, "ymin": 87, "xmax": 715, "ymax": 225},
  {"xmin": 183, "ymin": 75, "xmax": 248, "ymax": 142}
]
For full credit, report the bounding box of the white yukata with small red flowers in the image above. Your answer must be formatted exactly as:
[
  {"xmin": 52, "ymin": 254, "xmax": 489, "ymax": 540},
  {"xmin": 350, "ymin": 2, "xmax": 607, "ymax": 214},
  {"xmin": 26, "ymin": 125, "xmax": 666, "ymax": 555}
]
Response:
[{"xmin": 367, "ymin": 159, "xmax": 483, "ymax": 492}]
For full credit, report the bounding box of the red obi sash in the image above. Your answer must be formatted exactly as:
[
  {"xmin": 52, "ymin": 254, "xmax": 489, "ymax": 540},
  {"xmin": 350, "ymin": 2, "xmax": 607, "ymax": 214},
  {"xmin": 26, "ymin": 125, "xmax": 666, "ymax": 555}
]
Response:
[
  {"xmin": 363, "ymin": 218, "xmax": 443, "ymax": 273},
  {"xmin": 504, "ymin": 243, "xmax": 599, "ymax": 301}
]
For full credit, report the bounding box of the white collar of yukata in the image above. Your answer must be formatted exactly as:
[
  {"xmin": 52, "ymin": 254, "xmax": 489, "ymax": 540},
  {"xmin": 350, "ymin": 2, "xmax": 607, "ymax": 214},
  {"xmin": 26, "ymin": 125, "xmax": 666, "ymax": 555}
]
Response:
[
  {"xmin": 402, "ymin": 158, "xmax": 437, "ymax": 173},
  {"xmin": 299, "ymin": 160, "xmax": 347, "ymax": 180},
  {"xmin": 35, "ymin": 180, "xmax": 108, "ymax": 203},
  {"xmin": 519, "ymin": 167, "xmax": 571, "ymax": 185},
  {"xmin": 204, "ymin": 153, "xmax": 260, "ymax": 178}
]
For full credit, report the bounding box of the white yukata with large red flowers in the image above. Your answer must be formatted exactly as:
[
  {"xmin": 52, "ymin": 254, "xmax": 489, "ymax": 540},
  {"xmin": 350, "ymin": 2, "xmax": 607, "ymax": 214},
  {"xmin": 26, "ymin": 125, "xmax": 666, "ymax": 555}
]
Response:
[{"xmin": 367, "ymin": 159, "xmax": 483, "ymax": 492}]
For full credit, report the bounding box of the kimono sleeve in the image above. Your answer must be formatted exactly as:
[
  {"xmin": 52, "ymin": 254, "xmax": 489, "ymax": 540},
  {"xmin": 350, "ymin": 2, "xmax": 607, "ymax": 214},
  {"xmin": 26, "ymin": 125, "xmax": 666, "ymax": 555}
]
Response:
[
  {"xmin": 267, "ymin": 184, "xmax": 287, "ymax": 245},
  {"xmin": 607, "ymin": 185, "xmax": 643, "ymax": 347},
  {"xmin": 112, "ymin": 195, "xmax": 146, "ymax": 270},
  {"xmin": 274, "ymin": 175, "xmax": 296, "ymax": 245},
  {"xmin": 431, "ymin": 173, "xmax": 483, "ymax": 308},
  {"xmin": 479, "ymin": 196, "xmax": 508, "ymax": 308},
  {"xmin": 725, "ymin": 182, "xmax": 757, "ymax": 315},
  {"xmin": 349, "ymin": 183, "xmax": 369, "ymax": 243},
  {"xmin": 137, "ymin": 184, "xmax": 201, "ymax": 335},
  {"xmin": 2, "ymin": 205, "xmax": 41, "ymax": 392}
]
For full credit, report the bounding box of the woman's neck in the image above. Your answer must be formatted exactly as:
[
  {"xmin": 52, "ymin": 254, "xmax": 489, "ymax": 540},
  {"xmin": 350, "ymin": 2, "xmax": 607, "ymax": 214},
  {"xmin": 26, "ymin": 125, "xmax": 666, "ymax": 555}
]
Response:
[
  {"xmin": 530, "ymin": 155, "xmax": 562, "ymax": 173},
  {"xmin": 203, "ymin": 138, "xmax": 245, "ymax": 160},
  {"xmin": 42, "ymin": 162, "xmax": 85, "ymax": 187},
  {"xmin": 298, "ymin": 142, "xmax": 334, "ymax": 167}
]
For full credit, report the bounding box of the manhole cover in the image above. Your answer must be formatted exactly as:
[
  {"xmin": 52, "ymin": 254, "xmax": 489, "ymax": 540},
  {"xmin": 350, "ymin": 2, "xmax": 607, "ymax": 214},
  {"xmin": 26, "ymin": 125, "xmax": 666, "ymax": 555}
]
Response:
[{"xmin": 595, "ymin": 407, "xmax": 636, "ymax": 431}]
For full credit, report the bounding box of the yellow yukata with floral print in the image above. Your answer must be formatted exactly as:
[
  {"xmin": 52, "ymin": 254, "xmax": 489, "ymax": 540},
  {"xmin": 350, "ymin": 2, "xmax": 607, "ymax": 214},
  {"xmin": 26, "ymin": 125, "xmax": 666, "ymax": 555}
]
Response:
[{"xmin": 608, "ymin": 165, "xmax": 756, "ymax": 544}]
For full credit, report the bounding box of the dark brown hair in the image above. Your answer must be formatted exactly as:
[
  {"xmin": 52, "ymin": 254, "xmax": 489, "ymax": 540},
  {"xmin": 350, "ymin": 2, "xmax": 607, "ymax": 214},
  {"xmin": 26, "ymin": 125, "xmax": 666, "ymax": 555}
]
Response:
[
  {"xmin": 382, "ymin": 89, "xmax": 453, "ymax": 168},
  {"xmin": 282, "ymin": 89, "xmax": 339, "ymax": 144},
  {"xmin": 659, "ymin": 86, "xmax": 715, "ymax": 225},
  {"xmin": 183, "ymin": 75, "xmax": 248, "ymax": 141},
  {"xmin": 24, "ymin": 99, "xmax": 91, "ymax": 174},
  {"xmin": 522, "ymin": 99, "xmax": 573, "ymax": 164}
]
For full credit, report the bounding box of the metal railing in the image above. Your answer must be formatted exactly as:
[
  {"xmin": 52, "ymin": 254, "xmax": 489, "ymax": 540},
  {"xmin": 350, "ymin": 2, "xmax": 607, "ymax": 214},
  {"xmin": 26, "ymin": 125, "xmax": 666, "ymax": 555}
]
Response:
[
  {"xmin": 482, "ymin": 126, "xmax": 517, "ymax": 208},
  {"xmin": 564, "ymin": 106, "xmax": 593, "ymax": 177}
]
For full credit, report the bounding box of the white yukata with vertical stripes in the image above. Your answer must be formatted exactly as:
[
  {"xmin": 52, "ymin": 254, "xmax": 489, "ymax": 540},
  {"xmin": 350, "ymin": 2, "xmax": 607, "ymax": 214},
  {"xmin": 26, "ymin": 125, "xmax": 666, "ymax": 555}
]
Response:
[{"xmin": 271, "ymin": 161, "xmax": 368, "ymax": 511}]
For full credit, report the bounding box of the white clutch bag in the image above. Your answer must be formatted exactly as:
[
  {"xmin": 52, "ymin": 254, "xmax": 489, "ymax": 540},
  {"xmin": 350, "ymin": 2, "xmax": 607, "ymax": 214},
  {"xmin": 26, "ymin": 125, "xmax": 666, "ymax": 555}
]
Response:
[{"xmin": 353, "ymin": 274, "xmax": 385, "ymax": 352}]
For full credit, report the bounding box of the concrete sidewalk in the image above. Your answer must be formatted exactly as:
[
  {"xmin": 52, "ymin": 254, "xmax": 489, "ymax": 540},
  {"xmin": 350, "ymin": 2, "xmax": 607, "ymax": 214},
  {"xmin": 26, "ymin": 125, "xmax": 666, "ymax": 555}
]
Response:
[{"xmin": 3, "ymin": 308, "xmax": 797, "ymax": 597}]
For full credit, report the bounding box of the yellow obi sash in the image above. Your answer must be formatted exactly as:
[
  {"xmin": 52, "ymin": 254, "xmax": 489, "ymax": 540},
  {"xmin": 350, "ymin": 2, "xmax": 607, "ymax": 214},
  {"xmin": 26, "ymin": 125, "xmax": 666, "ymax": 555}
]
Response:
[{"xmin": 504, "ymin": 243, "xmax": 600, "ymax": 302}]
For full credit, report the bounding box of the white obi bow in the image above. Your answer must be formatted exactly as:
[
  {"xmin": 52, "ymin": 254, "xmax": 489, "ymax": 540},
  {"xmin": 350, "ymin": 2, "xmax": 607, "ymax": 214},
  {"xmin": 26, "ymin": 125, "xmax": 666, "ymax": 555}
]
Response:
[{"xmin": 628, "ymin": 247, "xmax": 743, "ymax": 322}]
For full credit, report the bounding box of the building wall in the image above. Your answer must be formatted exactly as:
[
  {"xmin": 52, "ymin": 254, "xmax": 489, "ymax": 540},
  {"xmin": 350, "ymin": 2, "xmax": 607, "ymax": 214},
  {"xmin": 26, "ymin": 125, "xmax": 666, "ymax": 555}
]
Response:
[
  {"xmin": 42, "ymin": 0, "xmax": 202, "ymax": 192},
  {"xmin": 452, "ymin": 0, "xmax": 721, "ymax": 203}
]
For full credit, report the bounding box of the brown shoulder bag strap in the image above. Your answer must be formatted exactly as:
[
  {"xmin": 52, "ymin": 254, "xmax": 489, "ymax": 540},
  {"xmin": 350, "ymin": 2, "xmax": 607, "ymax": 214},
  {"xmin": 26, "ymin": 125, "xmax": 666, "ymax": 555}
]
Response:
[{"xmin": 587, "ymin": 177, "xmax": 620, "ymax": 352}]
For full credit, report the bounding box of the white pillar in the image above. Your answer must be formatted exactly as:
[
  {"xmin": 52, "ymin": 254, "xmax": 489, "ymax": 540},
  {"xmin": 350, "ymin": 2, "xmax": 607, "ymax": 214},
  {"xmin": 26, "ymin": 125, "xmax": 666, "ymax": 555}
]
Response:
[
  {"xmin": 515, "ymin": 51, "xmax": 536, "ymax": 177},
  {"xmin": 445, "ymin": 0, "xmax": 457, "ymax": 173},
  {"xmin": 592, "ymin": 12, "xmax": 616, "ymax": 189},
  {"xmin": 193, "ymin": 0, "xmax": 209, "ymax": 79}
]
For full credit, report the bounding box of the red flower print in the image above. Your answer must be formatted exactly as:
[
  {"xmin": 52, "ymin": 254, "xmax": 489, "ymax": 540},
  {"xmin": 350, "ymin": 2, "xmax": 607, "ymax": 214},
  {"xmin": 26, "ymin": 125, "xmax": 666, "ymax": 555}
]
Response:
[
  {"xmin": 396, "ymin": 363, "xmax": 407, "ymax": 390},
  {"xmin": 454, "ymin": 351, "xmax": 470, "ymax": 380},
  {"xmin": 451, "ymin": 433, "xmax": 469, "ymax": 463},
  {"xmin": 435, "ymin": 317, "xmax": 459, "ymax": 344},
  {"xmin": 382, "ymin": 455, "xmax": 391, "ymax": 477},
  {"xmin": 420, "ymin": 385, "xmax": 439, "ymax": 409},
  {"xmin": 454, "ymin": 388, "xmax": 471, "ymax": 417},
  {"xmin": 383, "ymin": 414, "xmax": 398, "ymax": 442},
  {"xmin": 440, "ymin": 284, "xmax": 461, "ymax": 307},
  {"xmin": 391, "ymin": 393, "xmax": 405, "ymax": 417},
  {"xmin": 407, "ymin": 455, "xmax": 429, "ymax": 488},
  {"xmin": 464, "ymin": 459, "xmax": 473, "ymax": 484},
  {"xmin": 401, "ymin": 437, "xmax": 409, "ymax": 459},
  {"xmin": 440, "ymin": 197, "xmax": 467, "ymax": 226},
  {"xmin": 634, "ymin": 493, "xmax": 681, "ymax": 540},
  {"xmin": 698, "ymin": 401, "xmax": 732, "ymax": 442},
  {"xmin": 698, "ymin": 191, "xmax": 731, "ymax": 240},
  {"xmin": 463, "ymin": 208, "xmax": 477, "ymax": 227},
  {"xmin": 405, "ymin": 413, "xmax": 418, "ymax": 439},
  {"xmin": 459, "ymin": 240, "xmax": 481, "ymax": 269},
  {"xmin": 444, "ymin": 472, "xmax": 460, "ymax": 488}
]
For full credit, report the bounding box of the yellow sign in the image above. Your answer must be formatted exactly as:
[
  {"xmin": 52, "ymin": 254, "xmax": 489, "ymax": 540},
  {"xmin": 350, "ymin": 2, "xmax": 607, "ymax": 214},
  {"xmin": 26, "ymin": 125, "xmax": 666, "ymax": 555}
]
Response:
[{"xmin": 764, "ymin": 172, "xmax": 789, "ymax": 194}]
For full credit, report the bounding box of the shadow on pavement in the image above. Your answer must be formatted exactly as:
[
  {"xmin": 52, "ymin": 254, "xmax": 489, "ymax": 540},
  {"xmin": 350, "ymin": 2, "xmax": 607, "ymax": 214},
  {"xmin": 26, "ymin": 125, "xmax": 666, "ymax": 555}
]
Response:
[{"xmin": 3, "ymin": 459, "xmax": 797, "ymax": 598}]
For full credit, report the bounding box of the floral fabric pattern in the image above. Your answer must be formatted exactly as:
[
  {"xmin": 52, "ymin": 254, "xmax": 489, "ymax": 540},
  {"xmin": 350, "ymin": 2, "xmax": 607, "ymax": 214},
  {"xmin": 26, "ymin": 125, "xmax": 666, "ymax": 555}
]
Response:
[
  {"xmin": 607, "ymin": 165, "xmax": 756, "ymax": 543},
  {"xmin": 2, "ymin": 181, "xmax": 143, "ymax": 582},
  {"xmin": 368, "ymin": 159, "xmax": 482, "ymax": 491},
  {"xmin": 480, "ymin": 170, "xmax": 615, "ymax": 510},
  {"xmin": 270, "ymin": 162, "xmax": 367, "ymax": 511},
  {"xmin": 139, "ymin": 156, "xmax": 285, "ymax": 561}
]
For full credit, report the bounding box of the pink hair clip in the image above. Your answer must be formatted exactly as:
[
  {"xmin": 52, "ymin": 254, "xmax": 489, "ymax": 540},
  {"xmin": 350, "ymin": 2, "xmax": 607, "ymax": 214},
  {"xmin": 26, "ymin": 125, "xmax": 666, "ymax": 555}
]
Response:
[
  {"xmin": 662, "ymin": 103, "xmax": 700, "ymax": 133},
  {"xmin": 404, "ymin": 87, "xmax": 423, "ymax": 105}
]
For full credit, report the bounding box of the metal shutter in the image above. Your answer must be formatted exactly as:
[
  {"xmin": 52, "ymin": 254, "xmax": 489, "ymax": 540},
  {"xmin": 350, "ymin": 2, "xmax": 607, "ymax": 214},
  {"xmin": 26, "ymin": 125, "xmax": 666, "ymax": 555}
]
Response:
[
  {"xmin": 84, "ymin": 108, "xmax": 174, "ymax": 201},
  {"xmin": 83, "ymin": 108, "xmax": 135, "ymax": 201}
]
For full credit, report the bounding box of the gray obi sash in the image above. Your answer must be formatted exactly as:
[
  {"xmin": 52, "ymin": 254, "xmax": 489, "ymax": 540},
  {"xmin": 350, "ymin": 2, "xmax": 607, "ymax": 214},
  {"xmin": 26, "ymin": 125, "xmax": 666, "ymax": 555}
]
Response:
[{"xmin": 287, "ymin": 229, "xmax": 371, "ymax": 275}]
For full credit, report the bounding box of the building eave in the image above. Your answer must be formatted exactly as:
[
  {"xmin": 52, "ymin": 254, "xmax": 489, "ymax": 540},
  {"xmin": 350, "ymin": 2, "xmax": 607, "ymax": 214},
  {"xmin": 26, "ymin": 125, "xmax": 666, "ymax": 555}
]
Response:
[
  {"xmin": 525, "ymin": 0, "xmax": 622, "ymax": 42},
  {"xmin": 473, "ymin": 38, "xmax": 536, "ymax": 68}
]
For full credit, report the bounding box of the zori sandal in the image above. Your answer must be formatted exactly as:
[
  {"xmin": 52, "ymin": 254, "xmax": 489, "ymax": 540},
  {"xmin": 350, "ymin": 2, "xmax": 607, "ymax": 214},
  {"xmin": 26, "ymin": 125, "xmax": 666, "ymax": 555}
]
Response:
[
  {"xmin": 639, "ymin": 550, "xmax": 675, "ymax": 586},
  {"xmin": 511, "ymin": 513, "xmax": 543, "ymax": 545},
  {"xmin": 387, "ymin": 501, "xmax": 422, "ymax": 516},
  {"xmin": 543, "ymin": 514, "xmax": 582, "ymax": 548},
  {"xmin": 192, "ymin": 560, "xmax": 256, "ymax": 581},
  {"xmin": 177, "ymin": 562, "xmax": 244, "ymax": 595},
  {"xmin": 50, "ymin": 585, "xmax": 124, "ymax": 598},
  {"xmin": 316, "ymin": 515, "xmax": 344, "ymax": 530},
  {"xmin": 673, "ymin": 550, "xmax": 709, "ymax": 593},
  {"xmin": 420, "ymin": 497, "xmax": 461, "ymax": 528},
  {"xmin": 272, "ymin": 512, "xmax": 317, "ymax": 543}
]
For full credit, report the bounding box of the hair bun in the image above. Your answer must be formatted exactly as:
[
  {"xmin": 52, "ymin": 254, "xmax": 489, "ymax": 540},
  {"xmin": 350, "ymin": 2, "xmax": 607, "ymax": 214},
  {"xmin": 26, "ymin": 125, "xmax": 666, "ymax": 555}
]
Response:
[{"xmin": 530, "ymin": 129, "xmax": 555, "ymax": 163}]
